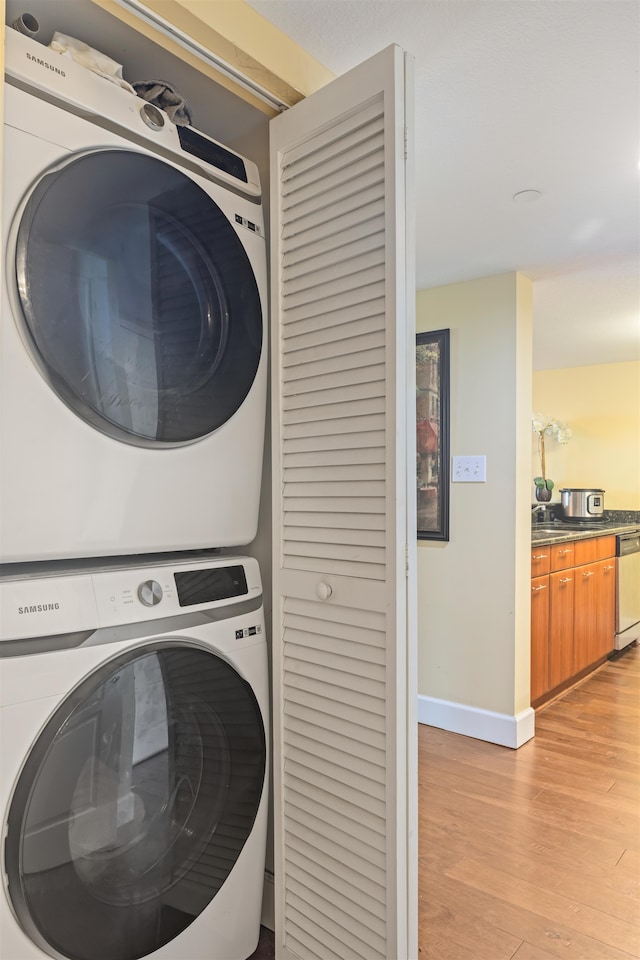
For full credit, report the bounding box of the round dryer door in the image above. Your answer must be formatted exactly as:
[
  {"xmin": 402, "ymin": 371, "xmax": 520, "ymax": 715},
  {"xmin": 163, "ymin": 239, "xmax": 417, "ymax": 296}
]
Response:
[
  {"xmin": 4, "ymin": 643, "xmax": 266, "ymax": 960},
  {"xmin": 13, "ymin": 150, "xmax": 262, "ymax": 446}
]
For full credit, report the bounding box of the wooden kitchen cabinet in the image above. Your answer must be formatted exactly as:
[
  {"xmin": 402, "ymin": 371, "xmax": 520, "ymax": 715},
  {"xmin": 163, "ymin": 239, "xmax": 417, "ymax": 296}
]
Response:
[
  {"xmin": 548, "ymin": 568, "xmax": 575, "ymax": 688},
  {"xmin": 531, "ymin": 535, "xmax": 617, "ymax": 705},
  {"xmin": 574, "ymin": 556, "xmax": 616, "ymax": 671},
  {"xmin": 550, "ymin": 541, "xmax": 576, "ymax": 571},
  {"xmin": 531, "ymin": 574, "xmax": 550, "ymax": 701},
  {"xmin": 531, "ymin": 548, "xmax": 551, "ymax": 576}
]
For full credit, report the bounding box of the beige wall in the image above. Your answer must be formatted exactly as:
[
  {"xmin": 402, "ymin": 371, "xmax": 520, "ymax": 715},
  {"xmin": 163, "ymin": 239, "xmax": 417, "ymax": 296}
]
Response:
[
  {"xmin": 417, "ymin": 273, "xmax": 533, "ymax": 717},
  {"xmin": 90, "ymin": 0, "xmax": 333, "ymax": 111},
  {"xmin": 532, "ymin": 362, "xmax": 640, "ymax": 510}
]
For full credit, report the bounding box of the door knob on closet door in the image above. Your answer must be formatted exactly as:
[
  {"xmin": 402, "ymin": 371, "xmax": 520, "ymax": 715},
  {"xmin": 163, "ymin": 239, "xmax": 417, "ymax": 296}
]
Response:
[{"xmin": 316, "ymin": 582, "xmax": 333, "ymax": 601}]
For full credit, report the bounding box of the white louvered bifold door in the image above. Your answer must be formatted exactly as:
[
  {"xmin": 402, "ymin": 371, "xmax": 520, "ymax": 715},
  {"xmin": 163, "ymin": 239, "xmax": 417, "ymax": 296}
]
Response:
[{"xmin": 270, "ymin": 45, "xmax": 417, "ymax": 960}]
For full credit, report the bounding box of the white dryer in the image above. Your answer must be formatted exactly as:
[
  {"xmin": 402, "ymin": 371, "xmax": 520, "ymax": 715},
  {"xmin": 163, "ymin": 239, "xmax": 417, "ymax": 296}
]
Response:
[
  {"xmin": 1, "ymin": 30, "xmax": 267, "ymax": 562},
  {"xmin": 0, "ymin": 553, "xmax": 268, "ymax": 960}
]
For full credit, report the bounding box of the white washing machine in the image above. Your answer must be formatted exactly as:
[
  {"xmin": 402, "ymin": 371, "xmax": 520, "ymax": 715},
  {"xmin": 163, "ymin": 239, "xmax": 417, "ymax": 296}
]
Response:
[
  {"xmin": 0, "ymin": 553, "xmax": 268, "ymax": 960},
  {"xmin": 1, "ymin": 29, "xmax": 267, "ymax": 562}
]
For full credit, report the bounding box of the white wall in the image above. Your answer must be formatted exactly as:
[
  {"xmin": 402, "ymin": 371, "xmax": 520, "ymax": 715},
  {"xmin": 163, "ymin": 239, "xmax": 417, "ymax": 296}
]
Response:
[{"xmin": 416, "ymin": 273, "xmax": 533, "ymax": 747}]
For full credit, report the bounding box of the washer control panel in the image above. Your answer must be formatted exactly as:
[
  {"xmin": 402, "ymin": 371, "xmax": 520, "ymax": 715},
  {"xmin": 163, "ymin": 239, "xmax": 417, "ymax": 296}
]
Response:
[{"xmin": 0, "ymin": 556, "xmax": 261, "ymax": 640}]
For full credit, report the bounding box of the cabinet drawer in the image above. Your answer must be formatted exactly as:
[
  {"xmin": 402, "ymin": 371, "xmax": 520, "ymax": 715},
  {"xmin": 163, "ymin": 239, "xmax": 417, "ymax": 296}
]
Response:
[
  {"xmin": 573, "ymin": 535, "xmax": 616, "ymax": 566},
  {"xmin": 531, "ymin": 547, "xmax": 551, "ymax": 576},
  {"xmin": 551, "ymin": 541, "xmax": 576, "ymax": 571}
]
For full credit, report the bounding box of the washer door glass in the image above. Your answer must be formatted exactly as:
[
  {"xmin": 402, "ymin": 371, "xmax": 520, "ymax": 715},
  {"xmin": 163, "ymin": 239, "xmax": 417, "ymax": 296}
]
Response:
[
  {"xmin": 15, "ymin": 150, "xmax": 262, "ymax": 445},
  {"xmin": 5, "ymin": 644, "xmax": 266, "ymax": 960}
]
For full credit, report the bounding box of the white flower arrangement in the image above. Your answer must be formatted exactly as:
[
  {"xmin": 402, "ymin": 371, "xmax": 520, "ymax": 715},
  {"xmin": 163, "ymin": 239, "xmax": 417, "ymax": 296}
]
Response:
[{"xmin": 532, "ymin": 414, "xmax": 571, "ymax": 493}]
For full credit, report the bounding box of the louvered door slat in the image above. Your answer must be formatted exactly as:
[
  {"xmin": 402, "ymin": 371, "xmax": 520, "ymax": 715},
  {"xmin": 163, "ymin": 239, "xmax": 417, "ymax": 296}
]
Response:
[
  {"xmin": 284, "ymin": 683, "xmax": 385, "ymax": 733},
  {"xmin": 283, "ymin": 313, "xmax": 385, "ymax": 350},
  {"xmin": 284, "ymin": 461, "xmax": 384, "ymax": 481},
  {"xmin": 285, "ymin": 757, "xmax": 386, "ymax": 820},
  {"xmin": 283, "ymin": 246, "xmax": 385, "ymax": 297},
  {"xmin": 283, "ymin": 263, "xmax": 385, "ymax": 313},
  {"xmin": 286, "ymin": 701, "xmax": 385, "ymax": 755},
  {"xmin": 285, "ymin": 638, "xmax": 384, "ymax": 681},
  {"xmin": 283, "ymin": 360, "xmax": 386, "ymax": 397},
  {"xmin": 284, "ymin": 496, "xmax": 385, "ymax": 515},
  {"xmin": 272, "ymin": 44, "xmax": 415, "ymax": 960},
  {"xmin": 281, "ymin": 200, "xmax": 385, "ymax": 254},
  {"xmin": 283, "ymin": 415, "xmax": 385, "ymax": 440},
  {"xmin": 281, "ymin": 183, "xmax": 386, "ymax": 243},
  {"xmin": 283, "ymin": 612, "xmax": 386, "ymax": 651},
  {"xmin": 283, "ymin": 525, "xmax": 386, "ymax": 549},
  {"xmin": 286, "ymin": 889, "xmax": 386, "ymax": 958},
  {"xmin": 287, "ymin": 784, "xmax": 385, "ymax": 847},
  {"xmin": 283, "ymin": 511, "xmax": 385, "ymax": 533},
  {"xmin": 282, "ymin": 99, "xmax": 384, "ymax": 175},
  {"xmin": 283, "ymin": 445, "xmax": 384, "ymax": 467},
  {"xmin": 284, "ymin": 429, "xmax": 385, "ymax": 453},
  {"xmin": 284, "ymin": 596, "xmax": 387, "ymax": 630},
  {"xmin": 284, "ymin": 332, "xmax": 386, "ymax": 370},
  {"xmin": 285, "ymin": 734, "xmax": 385, "ymax": 785},
  {"xmin": 283, "ymin": 216, "xmax": 386, "ymax": 273},
  {"xmin": 282, "ymin": 286, "xmax": 385, "ymax": 328},
  {"xmin": 284, "ymin": 540, "xmax": 385, "ymax": 570},
  {"xmin": 287, "ymin": 859, "xmax": 386, "ymax": 938},
  {"xmin": 283, "ymin": 397, "xmax": 385, "ymax": 425},
  {"xmin": 282, "ymin": 149, "xmax": 384, "ymax": 213}
]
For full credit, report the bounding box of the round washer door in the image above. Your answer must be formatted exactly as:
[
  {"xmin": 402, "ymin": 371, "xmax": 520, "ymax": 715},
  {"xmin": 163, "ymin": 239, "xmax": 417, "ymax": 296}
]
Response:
[
  {"xmin": 14, "ymin": 149, "xmax": 263, "ymax": 446},
  {"xmin": 5, "ymin": 643, "xmax": 266, "ymax": 960}
]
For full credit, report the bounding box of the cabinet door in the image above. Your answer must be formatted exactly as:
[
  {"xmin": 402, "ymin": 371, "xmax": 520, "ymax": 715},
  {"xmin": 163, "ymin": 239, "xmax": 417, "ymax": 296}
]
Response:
[
  {"xmin": 573, "ymin": 535, "xmax": 616, "ymax": 566},
  {"xmin": 574, "ymin": 559, "xmax": 615, "ymax": 670},
  {"xmin": 595, "ymin": 560, "xmax": 616, "ymax": 659},
  {"xmin": 548, "ymin": 569, "xmax": 575, "ymax": 688},
  {"xmin": 550, "ymin": 541, "xmax": 576, "ymax": 572},
  {"xmin": 531, "ymin": 575, "xmax": 550, "ymax": 701},
  {"xmin": 574, "ymin": 563, "xmax": 598, "ymax": 671},
  {"xmin": 531, "ymin": 547, "xmax": 551, "ymax": 576},
  {"xmin": 270, "ymin": 46, "xmax": 416, "ymax": 960}
]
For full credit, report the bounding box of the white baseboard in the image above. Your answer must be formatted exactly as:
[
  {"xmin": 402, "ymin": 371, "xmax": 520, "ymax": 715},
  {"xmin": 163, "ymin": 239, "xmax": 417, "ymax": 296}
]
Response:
[
  {"xmin": 260, "ymin": 870, "xmax": 275, "ymax": 931},
  {"xmin": 418, "ymin": 695, "xmax": 535, "ymax": 748}
]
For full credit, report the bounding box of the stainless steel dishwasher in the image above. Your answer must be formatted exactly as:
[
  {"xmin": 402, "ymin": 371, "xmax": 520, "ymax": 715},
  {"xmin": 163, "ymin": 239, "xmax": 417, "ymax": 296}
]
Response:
[{"xmin": 615, "ymin": 532, "xmax": 640, "ymax": 650}]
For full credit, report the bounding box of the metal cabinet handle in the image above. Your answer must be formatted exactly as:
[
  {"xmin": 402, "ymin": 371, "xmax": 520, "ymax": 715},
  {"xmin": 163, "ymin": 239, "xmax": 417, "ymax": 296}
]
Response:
[
  {"xmin": 557, "ymin": 548, "xmax": 573, "ymax": 556},
  {"xmin": 532, "ymin": 553, "xmax": 548, "ymax": 561},
  {"xmin": 559, "ymin": 577, "xmax": 573, "ymax": 584},
  {"xmin": 532, "ymin": 584, "xmax": 548, "ymax": 592},
  {"xmin": 582, "ymin": 570, "xmax": 595, "ymax": 578},
  {"xmin": 603, "ymin": 565, "xmax": 614, "ymax": 572}
]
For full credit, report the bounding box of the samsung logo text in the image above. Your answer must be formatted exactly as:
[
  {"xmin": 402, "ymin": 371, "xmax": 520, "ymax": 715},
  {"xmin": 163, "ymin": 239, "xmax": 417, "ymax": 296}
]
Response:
[
  {"xmin": 18, "ymin": 603, "xmax": 60, "ymax": 615},
  {"xmin": 26, "ymin": 52, "xmax": 66, "ymax": 77}
]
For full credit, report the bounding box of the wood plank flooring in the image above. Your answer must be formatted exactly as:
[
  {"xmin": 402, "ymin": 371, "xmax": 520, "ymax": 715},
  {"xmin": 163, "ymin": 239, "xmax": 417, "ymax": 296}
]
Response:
[{"xmin": 418, "ymin": 644, "xmax": 640, "ymax": 960}]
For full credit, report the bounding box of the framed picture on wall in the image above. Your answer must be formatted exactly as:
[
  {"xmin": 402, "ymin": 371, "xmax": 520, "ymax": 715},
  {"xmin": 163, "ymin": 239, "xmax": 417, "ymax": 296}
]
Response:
[{"xmin": 416, "ymin": 329, "xmax": 450, "ymax": 541}]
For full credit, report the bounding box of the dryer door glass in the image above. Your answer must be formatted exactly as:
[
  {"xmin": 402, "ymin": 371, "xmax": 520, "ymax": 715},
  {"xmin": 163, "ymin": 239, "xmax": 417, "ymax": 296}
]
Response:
[
  {"xmin": 14, "ymin": 150, "xmax": 263, "ymax": 446},
  {"xmin": 5, "ymin": 644, "xmax": 266, "ymax": 960}
]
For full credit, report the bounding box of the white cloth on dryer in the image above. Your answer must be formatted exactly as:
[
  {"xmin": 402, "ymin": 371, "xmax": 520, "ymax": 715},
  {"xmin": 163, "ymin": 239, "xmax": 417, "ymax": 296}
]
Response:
[{"xmin": 48, "ymin": 32, "xmax": 135, "ymax": 93}]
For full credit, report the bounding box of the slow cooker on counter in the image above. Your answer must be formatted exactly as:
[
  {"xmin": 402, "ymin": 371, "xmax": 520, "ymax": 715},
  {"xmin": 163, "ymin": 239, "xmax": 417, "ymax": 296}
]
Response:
[{"xmin": 559, "ymin": 488, "xmax": 605, "ymax": 521}]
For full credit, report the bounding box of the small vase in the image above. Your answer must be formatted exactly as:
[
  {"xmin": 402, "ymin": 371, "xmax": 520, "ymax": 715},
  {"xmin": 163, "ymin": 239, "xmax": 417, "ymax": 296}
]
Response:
[{"xmin": 535, "ymin": 485, "xmax": 552, "ymax": 502}]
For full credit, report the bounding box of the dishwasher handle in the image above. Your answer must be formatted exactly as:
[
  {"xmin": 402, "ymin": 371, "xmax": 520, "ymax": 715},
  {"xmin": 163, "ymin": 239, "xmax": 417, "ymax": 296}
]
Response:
[{"xmin": 617, "ymin": 534, "xmax": 640, "ymax": 557}]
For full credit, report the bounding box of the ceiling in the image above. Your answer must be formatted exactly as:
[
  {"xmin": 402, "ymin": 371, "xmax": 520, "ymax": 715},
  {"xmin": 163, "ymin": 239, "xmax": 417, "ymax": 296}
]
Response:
[{"xmin": 246, "ymin": 0, "xmax": 640, "ymax": 371}]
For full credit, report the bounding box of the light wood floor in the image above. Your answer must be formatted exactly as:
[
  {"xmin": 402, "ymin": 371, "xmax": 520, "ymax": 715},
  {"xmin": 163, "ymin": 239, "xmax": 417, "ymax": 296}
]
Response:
[{"xmin": 418, "ymin": 644, "xmax": 640, "ymax": 960}]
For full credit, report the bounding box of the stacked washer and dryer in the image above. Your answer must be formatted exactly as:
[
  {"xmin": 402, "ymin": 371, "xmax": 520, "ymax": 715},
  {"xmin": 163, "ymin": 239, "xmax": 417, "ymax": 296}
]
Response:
[{"xmin": 0, "ymin": 27, "xmax": 269, "ymax": 960}]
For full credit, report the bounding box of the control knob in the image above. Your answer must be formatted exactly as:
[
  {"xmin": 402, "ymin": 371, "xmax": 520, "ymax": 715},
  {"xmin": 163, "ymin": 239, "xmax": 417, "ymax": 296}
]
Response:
[{"xmin": 138, "ymin": 580, "xmax": 163, "ymax": 607}]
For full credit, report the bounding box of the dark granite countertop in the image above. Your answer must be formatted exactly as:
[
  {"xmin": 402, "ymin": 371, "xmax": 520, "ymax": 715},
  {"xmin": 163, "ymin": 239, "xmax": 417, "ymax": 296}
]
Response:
[{"xmin": 531, "ymin": 521, "xmax": 640, "ymax": 547}]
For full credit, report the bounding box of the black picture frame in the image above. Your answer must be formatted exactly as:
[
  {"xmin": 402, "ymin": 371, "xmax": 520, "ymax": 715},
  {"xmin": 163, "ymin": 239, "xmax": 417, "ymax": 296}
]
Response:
[{"xmin": 416, "ymin": 329, "xmax": 450, "ymax": 541}]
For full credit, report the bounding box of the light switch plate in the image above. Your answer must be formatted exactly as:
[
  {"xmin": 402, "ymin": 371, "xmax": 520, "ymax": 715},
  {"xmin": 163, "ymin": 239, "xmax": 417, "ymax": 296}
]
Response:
[{"xmin": 452, "ymin": 455, "xmax": 486, "ymax": 482}]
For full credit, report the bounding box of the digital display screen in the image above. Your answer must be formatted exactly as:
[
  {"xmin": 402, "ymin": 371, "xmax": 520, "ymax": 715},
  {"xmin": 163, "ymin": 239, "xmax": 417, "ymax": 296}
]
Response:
[
  {"xmin": 177, "ymin": 127, "xmax": 248, "ymax": 183},
  {"xmin": 174, "ymin": 566, "xmax": 248, "ymax": 607}
]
